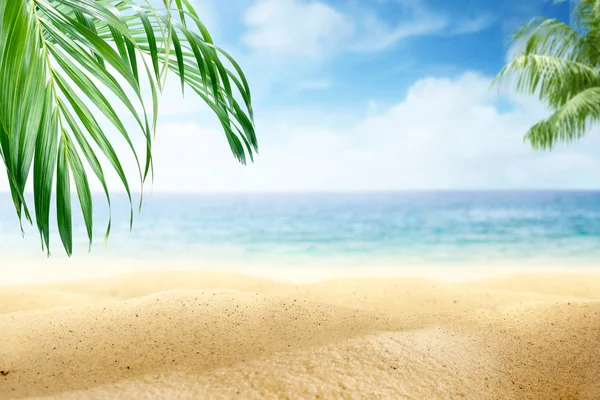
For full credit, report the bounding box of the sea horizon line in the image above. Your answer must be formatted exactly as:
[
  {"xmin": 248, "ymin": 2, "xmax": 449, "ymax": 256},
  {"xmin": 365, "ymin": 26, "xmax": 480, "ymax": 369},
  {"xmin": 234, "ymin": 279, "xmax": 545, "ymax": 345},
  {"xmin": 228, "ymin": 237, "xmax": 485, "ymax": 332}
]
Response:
[{"xmin": 2, "ymin": 188, "xmax": 600, "ymax": 196}]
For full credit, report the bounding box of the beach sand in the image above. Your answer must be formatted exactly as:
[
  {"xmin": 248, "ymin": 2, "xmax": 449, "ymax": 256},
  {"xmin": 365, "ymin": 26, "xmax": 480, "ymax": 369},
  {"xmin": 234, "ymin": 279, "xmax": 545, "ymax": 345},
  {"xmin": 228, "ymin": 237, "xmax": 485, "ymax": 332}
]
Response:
[{"xmin": 1, "ymin": 267, "xmax": 600, "ymax": 399}]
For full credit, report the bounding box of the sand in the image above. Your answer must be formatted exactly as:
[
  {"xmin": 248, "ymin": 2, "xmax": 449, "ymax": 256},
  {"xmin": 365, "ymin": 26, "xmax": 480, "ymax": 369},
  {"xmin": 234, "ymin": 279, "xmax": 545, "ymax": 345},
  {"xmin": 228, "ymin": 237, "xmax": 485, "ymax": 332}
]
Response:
[{"xmin": 1, "ymin": 268, "xmax": 599, "ymax": 399}]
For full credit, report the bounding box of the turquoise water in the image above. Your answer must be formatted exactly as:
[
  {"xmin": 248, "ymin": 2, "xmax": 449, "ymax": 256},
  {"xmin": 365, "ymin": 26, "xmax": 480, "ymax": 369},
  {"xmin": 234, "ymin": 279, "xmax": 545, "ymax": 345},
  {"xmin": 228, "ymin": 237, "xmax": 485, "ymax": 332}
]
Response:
[{"xmin": 1, "ymin": 191, "xmax": 600, "ymax": 265}]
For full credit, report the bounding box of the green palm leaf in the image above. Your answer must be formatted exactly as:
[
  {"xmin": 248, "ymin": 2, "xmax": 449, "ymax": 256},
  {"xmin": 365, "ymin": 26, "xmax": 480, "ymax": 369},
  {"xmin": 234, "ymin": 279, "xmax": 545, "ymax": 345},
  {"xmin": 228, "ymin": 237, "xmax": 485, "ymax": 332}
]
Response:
[
  {"xmin": 0, "ymin": 0, "xmax": 257, "ymax": 256},
  {"xmin": 493, "ymin": 0, "xmax": 600, "ymax": 150}
]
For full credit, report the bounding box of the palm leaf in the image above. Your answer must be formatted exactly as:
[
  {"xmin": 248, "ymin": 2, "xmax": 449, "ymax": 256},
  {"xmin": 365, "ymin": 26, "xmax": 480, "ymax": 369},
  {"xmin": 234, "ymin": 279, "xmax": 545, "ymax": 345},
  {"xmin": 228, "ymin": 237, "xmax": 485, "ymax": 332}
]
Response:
[
  {"xmin": 495, "ymin": 54, "xmax": 600, "ymax": 108},
  {"xmin": 494, "ymin": 0, "xmax": 600, "ymax": 150},
  {"xmin": 526, "ymin": 87, "xmax": 600, "ymax": 149},
  {"xmin": 510, "ymin": 17, "xmax": 600, "ymax": 64},
  {"xmin": 0, "ymin": 0, "xmax": 257, "ymax": 255}
]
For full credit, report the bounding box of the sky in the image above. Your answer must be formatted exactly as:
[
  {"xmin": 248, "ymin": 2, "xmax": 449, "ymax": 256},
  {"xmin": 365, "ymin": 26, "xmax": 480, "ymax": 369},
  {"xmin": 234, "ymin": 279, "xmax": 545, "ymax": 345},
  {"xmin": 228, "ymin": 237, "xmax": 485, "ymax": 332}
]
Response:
[{"xmin": 5, "ymin": 0, "xmax": 598, "ymax": 194}]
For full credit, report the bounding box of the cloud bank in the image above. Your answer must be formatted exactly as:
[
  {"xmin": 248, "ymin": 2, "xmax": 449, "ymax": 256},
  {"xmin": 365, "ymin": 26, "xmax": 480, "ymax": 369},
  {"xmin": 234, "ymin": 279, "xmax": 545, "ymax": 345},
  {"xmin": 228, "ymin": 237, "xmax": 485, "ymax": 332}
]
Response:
[{"xmin": 136, "ymin": 72, "xmax": 600, "ymax": 192}]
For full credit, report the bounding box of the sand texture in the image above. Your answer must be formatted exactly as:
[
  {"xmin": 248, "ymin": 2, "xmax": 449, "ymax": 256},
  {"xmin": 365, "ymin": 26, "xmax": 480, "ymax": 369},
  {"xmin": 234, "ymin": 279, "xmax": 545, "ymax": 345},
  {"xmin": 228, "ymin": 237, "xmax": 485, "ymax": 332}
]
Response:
[{"xmin": 1, "ymin": 269, "xmax": 600, "ymax": 399}]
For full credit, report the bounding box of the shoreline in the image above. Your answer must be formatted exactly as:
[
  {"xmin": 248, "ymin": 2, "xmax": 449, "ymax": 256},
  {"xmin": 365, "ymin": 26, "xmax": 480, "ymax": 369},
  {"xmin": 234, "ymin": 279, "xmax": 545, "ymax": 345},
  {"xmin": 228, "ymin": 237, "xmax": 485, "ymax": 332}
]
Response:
[{"xmin": 1, "ymin": 256, "xmax": 600, "ymax": 286}]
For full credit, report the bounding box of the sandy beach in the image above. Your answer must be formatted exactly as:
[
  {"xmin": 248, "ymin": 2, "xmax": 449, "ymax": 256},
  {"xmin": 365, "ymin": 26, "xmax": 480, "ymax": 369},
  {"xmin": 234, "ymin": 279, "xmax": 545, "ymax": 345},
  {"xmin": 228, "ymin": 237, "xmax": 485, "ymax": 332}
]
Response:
[{"xmin": 1, "ymin": 267, "xmax": 600, "ymax": 399}]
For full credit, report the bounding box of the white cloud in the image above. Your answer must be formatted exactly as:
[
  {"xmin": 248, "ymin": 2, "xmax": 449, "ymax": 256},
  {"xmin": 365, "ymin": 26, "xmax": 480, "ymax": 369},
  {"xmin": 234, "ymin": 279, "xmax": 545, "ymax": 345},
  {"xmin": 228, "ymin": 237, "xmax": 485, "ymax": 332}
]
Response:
[
  {"xmin": 242, "ymin": 0, "xmax": 354, "ymax": 59},
  {"xmin": 352, "ymin": 0, "xmax": 494, "ymax": 52},
  {"xmin": 138, "ymin": 72, "xmax": 600, "ymax": 192},
  {"xmin": 3, "ymin": 72, "xmax": 600, "ymax": 195},
  {"xmin": 353, "ymin": 9, "xmax": 494, "ymax": 53},
  {"xmin": 242, "ymin": 0, "xmax": 493, "ymax": 59},
  {"xmin": 352, "ymin": 10, "xmax": 447, "ymax": 52},
  {"xmin": 451, "ymin": 15, "xmax": 495, "ymax": 35}
]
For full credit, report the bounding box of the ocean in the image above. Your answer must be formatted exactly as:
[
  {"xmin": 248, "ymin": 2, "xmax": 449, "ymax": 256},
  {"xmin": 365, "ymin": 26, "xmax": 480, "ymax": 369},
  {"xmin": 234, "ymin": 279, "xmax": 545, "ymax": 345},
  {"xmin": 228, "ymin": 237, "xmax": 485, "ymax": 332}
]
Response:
[{"xmin": 1, "ymin": 191, "xmax": 600, "ymax": 266}]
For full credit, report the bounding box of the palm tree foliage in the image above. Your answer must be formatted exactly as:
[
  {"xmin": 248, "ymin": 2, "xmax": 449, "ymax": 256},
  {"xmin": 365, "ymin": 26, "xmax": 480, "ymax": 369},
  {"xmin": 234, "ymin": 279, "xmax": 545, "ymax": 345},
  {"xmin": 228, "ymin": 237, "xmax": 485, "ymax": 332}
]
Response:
[
  {"xmin": 494, "ymin": 0, "xmax": 600, "ymax": 150},
  {"xmin": 0, "ymin": 0, "xmax": 257, "ymax": 255}
]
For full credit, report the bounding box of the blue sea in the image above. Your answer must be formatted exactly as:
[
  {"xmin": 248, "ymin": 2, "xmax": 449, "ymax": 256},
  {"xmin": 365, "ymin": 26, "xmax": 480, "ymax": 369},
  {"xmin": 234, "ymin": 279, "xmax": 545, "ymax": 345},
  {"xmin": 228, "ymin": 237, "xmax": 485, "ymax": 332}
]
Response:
[{"xmin": 1, "ymin": 191, "xmax": 600, "ymax": 266}]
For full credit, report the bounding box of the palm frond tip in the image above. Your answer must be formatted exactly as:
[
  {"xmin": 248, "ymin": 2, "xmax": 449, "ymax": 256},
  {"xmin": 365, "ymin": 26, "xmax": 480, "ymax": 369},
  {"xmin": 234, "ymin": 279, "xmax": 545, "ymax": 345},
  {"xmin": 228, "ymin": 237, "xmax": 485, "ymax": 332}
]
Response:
[
  {"xmin": 0, "ymin": 0, "xmax": 257, "ymax": 255},
  {"xmin": 493, "ymin": 0, "xmax": 600, "ymax": 151}
]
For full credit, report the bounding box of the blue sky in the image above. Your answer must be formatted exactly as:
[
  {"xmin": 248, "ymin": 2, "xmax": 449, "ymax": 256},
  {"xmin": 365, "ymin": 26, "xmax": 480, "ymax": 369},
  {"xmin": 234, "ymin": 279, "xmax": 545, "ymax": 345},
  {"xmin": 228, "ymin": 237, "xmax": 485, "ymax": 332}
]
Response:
[
  {"xmin": 205, "ymin": 0, "xmax": 571, "ymax": 111},
  {"xmin": 2, "ymin": 0, "xmax": 596, "ymax": 193}
]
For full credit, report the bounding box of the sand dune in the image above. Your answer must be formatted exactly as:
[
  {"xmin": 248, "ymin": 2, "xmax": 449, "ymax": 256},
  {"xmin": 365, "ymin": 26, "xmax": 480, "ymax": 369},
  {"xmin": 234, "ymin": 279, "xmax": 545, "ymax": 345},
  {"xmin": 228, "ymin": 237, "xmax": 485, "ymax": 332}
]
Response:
[
  {"xmin": 1, "ymin": 269, "xmax": 599, "ymax": 399},
  {"xmin": 476, "ymin": 273, "xmax": 600, "ymax": 300},
  {"xmin": 0, "ymin": 291, "xmax": 114, "ymax": 314}
]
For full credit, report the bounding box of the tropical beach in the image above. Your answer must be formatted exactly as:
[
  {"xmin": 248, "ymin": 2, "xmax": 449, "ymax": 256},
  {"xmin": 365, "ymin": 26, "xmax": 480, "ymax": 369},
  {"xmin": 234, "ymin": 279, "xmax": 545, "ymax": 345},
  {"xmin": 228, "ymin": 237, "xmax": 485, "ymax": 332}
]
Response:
[{"xmin": 3, "ymin": 0, "xmax": 600, "ymax": 398}]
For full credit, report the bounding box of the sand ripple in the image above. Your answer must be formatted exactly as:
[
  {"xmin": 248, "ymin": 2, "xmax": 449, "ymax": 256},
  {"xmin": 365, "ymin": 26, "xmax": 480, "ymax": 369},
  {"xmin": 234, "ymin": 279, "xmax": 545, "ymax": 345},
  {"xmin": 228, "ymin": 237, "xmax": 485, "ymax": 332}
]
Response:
[{"xmin": 1, "ymin": 270, "xmax": 599, "ymax": 399}]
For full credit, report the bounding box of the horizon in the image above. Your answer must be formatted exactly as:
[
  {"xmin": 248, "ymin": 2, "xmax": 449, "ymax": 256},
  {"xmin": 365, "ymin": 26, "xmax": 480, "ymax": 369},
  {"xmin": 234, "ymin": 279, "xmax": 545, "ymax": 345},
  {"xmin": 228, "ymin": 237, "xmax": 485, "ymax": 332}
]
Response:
[{"xmin": 4, "ymin": 188, "xmax": 600, "ymax": 196}]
